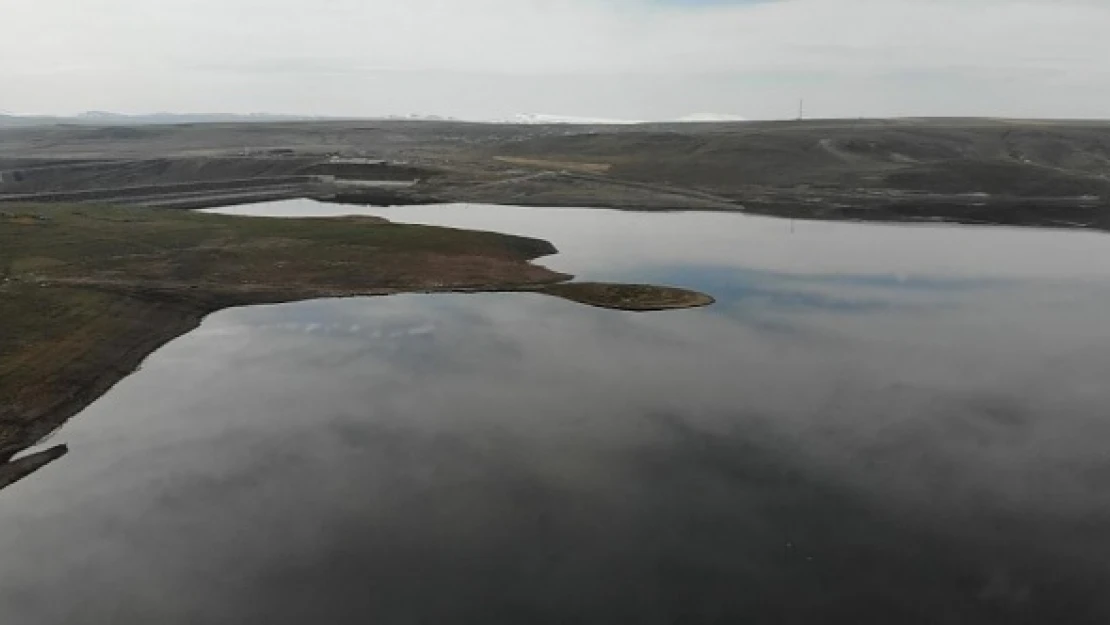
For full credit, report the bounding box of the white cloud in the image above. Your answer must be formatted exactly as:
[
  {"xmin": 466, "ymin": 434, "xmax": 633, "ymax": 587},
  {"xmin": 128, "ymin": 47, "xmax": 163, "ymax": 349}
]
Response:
[{"xmin": 1, "ymin": 0, "xmax": 1107, "ymax": 118}]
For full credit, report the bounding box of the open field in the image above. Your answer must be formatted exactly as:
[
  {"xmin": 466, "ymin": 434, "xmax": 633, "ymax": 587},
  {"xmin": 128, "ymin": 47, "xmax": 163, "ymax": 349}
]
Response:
[
  {"xmin": 2, "ymin": 118, "xmax": 1109, "ymax": 229},
  {"xmin": 493, "ymin": 156, "xmax": 613, "ymax": 174},
  {"xmin": 0, "ymin": 204, "xmax": 709, "ymax": 488}
]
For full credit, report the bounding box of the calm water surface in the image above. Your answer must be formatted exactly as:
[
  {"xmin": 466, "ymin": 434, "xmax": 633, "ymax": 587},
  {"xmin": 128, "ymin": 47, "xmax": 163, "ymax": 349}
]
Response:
[{"xmin": 4, "ymin": 202, "xmax": 1110, "ymax": 623}]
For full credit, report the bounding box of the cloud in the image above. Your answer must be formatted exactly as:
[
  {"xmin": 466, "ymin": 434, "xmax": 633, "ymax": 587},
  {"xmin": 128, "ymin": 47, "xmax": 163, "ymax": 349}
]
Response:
[{"xmin": 1, "ymin": 0, "xmax": 1107, "ymax": 118}]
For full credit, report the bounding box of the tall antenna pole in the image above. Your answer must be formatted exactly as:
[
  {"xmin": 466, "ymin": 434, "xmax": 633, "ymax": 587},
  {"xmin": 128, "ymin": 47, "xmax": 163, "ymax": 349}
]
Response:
[{"xmin": 798, "ymin": 99, "xmax": 805, "ymax": 121}]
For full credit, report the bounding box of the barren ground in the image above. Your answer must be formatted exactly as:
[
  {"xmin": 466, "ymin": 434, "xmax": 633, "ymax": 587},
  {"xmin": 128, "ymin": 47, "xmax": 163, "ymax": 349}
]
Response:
[{"xmin": 2, "ymin": 118, "xmax": 1109, "ymax": 229}]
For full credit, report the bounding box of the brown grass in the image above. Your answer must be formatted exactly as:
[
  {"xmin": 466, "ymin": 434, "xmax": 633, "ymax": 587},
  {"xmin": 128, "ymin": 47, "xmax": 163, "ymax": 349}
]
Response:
[
  {"xmin": 0, "ymin": 204, "xmax": 712, "ymax": 490},
  {"xmin": 538, "ymin": 282, "xmax": 715, "ymax": 311},
  {"xmin": 0, "ymin": 203, "xmax": 567, "ymax": 469}
]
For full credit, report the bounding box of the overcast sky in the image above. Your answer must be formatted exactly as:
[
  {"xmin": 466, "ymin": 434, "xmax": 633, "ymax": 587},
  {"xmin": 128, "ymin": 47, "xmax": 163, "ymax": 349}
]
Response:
[{"xmin": 2, "ymin": 0, "xmax": 1107, "ymax": 120}]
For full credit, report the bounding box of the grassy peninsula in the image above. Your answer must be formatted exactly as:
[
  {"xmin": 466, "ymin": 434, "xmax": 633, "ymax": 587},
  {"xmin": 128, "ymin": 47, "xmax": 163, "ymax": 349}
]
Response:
[{"xmin": 0, "ymin": 204, "xmax": 711, "ymax": 487}]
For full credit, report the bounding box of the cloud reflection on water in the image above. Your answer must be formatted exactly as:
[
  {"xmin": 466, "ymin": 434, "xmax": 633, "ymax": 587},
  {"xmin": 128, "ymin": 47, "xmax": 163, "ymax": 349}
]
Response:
[{"xmin": 3, "ymin": 205, "xmax": 1110, "ymax": 622}]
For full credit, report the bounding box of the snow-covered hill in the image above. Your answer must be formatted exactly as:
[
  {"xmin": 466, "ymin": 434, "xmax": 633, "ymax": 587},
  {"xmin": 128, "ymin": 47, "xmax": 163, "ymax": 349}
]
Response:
[
  {"xmin": 500, "ymin": 113, "xmax": 645, "ymax": 125},
  {"xmin": 496, "ymin": 113, "xmax": 748, "ymax": 125},
  {"xmin": 676, "ymin": 113, "xmax": 748, "ymax": 122}
]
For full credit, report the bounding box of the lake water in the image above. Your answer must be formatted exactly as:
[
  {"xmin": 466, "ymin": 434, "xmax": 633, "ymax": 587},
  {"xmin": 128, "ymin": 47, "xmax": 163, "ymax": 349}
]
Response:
[{"xmin": 4, "ymin": 201, "xmax": 1110, "ymax": 623}]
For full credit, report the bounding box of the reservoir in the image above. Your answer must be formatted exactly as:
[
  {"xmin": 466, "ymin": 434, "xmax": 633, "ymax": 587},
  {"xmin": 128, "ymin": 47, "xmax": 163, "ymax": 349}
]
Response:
[{"xmin": 3, "ymin": 202, "xmax": 1110, "ymax": 623}]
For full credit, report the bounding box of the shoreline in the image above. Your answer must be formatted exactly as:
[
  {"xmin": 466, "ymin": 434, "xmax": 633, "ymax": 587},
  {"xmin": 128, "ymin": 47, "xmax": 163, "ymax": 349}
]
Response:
[
  {"xmin": 0, "ymin": 205, "xmax": 712, "ymax": 488},
  {"xmin": 1, "ymin": 282, "xmax": 713, "ymax": 481}
]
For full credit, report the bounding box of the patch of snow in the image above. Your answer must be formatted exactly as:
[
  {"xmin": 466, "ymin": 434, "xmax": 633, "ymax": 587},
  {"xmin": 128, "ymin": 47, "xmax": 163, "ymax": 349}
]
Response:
[
  {"xmin": 383, "ymin": 113, "xmax": 460, "ymax": 122},
  {"xmin": 676, "ymin": 113, "xmax": 748, "ymax": 122},
  {"xmin": 494, "ymin": 112, "xmax": 749, "ymax": 124},
  {"xmin": 500, "ymin": 113, "xmax": 646, "ymax": 125}
]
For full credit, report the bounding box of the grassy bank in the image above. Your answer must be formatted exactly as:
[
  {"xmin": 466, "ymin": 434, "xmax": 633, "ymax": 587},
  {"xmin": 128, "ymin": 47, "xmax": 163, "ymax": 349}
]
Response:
[
  {"xmin": 539, "ymin": 282, "xmax": 715, "ymax": 311},
  {"xmin": 0, "ymin": 204, "xmax": 710, "ymax": 487}
]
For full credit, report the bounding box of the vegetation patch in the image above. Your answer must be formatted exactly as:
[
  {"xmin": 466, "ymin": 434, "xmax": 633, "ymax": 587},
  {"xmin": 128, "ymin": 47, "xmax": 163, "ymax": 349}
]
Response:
[{"xmin": 537, "ymin": 282, "xmax": 714, "ymax": 311}]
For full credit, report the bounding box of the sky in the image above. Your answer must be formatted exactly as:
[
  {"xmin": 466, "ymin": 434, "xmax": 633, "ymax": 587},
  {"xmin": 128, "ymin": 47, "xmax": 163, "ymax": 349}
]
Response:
[{"xmin": 1, "ymin": 0, "xmax": 1108, "ymax": 120}]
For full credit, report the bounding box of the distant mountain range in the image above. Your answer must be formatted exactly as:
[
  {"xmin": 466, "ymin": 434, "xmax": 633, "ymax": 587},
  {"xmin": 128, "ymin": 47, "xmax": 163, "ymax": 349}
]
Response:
[
  {"xmin": 674, "ymin": 113, "xmax": 748, "ymax": 123},
  {"xmin": 0, "ymin": 111, "xmax": 748, "ymax": 128},
  {"xmin": 0, "ymin": 112, "xmax": 349, "ymax": 127},
  {"xmin": 494, "ymin": 113, "xmax": 749, "ymax": 124},
  {"xmin": 499, "ymin": 114, "xmax": 646, "ymax": 125}
]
